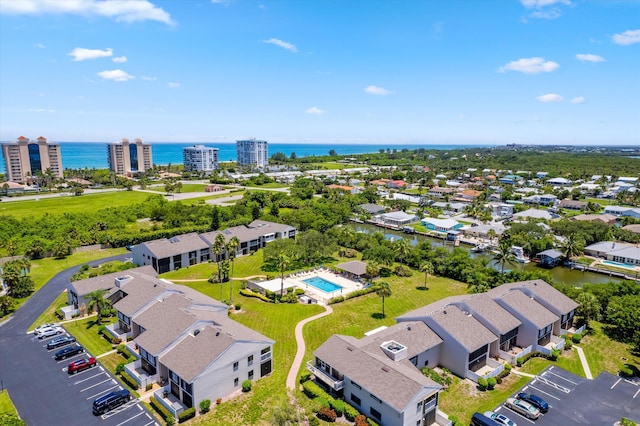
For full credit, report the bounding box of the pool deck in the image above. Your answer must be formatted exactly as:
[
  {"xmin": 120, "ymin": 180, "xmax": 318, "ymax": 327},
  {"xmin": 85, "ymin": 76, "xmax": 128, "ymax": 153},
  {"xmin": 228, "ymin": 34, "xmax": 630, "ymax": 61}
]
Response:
[{"xmin": 289, "ymin": 270, "xmax": 365, "ymax": 304}]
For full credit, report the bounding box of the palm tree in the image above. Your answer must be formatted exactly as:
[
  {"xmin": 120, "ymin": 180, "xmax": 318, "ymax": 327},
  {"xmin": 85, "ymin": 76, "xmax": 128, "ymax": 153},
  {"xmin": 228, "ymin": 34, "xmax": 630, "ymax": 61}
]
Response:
[
  {"xmin": 212, "ymin": 233, "xmax": 227, "ymax": 300},
  {"xmin": 561, "ymin": 234, "xmax": 584, "ymax": 264},
  {"xmin": 376, "ymin": 281, "xmax": 392, "ymax": 318},
  {"xmin": 227, "ymin": 236, "xmax": 240, "ymax": 304},
  {"xmin": 393, "ymin": 238, "xmax": 412, "ymax": 265},
  {"xmin": 420, "ymin": 262, "xmax": 433, "ymax": 290},
  {"xmin": 86, "ymin": 289, "xmax": 111, "ymax": 324},
  {"xmin": 487, "ymin": 229, "xmax": 497, "ymax": 246},
  {"xmin": 275, "ymin": 253, "xmax": 291, "ymax": 303},
  {"xmin": 493, "ymin": 241, "xmax": 516, "ymax": 274}
]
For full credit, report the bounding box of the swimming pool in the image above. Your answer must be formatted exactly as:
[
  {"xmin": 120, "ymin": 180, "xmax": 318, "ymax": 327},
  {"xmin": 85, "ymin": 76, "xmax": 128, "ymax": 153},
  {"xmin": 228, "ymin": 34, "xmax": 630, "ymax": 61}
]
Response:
[
  {"xmin": 602, "ymin": 260, "xmax": 636, "ymax": 270},
  {"xmin": 303, "ymin": 276, "xmax": 343, "ymax": 293}
]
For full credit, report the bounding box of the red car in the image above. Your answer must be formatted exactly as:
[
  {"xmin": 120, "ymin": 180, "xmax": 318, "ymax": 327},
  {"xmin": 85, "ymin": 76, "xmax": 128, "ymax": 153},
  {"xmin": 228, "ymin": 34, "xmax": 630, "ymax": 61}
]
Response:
[{"xmin": 68, "ymin": 357, "xmax": 97, "ymax": 374}]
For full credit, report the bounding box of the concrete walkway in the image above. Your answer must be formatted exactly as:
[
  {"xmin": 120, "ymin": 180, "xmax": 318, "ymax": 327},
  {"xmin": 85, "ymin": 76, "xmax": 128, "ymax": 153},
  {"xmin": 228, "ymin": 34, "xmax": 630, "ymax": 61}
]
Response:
[
  {"xmin": 512, "ymin": 370, "xmax": 537, "ymax": 378},
  {"xmin": 574, "ymin": 345, "xmax": 593, "ymax": 379},
  {"xmin": 285, "ymin": 304, "xmax": 333, "ymax": 390}
]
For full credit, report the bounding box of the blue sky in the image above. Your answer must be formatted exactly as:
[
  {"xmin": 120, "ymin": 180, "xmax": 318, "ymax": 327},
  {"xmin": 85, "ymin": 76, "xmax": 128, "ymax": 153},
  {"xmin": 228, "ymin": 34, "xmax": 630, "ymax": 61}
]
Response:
[{"xmin": 0, "ymin": 0, "xmax": 638, "ymax": 145}]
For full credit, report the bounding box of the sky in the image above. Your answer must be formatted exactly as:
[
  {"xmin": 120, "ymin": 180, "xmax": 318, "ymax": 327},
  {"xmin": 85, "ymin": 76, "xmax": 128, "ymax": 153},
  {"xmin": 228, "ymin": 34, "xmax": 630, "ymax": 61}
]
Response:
[{"xmin": 0, "ymin": 0, "xmax": 639, "ymax": 145}]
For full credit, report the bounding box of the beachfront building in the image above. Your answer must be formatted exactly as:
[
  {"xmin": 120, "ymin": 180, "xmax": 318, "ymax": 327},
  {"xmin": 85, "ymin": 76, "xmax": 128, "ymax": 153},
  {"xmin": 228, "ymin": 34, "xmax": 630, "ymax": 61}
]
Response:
[
  {"xmin": 107, "ymin": 138, "xmax": 153, "ymax": 176},
  {"xmin": 183, "ymin": 145, "xmax": 219, "ymax": 173},
  {"xmin": 1, "ymin": 136, "xmax": 63, "ymax": 183},
  {"xmin": 236, "ymin": 138, "xmax": 268, "ymax": 169}
]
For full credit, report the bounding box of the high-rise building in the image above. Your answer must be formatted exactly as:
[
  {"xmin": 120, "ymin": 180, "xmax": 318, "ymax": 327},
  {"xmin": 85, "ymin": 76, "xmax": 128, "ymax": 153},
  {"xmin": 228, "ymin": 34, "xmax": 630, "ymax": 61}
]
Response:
[
  {"xmin": 236, "ymin": 138, "xmax": 268, "ymax": 169},
  {"xmin": 183, "ymin": 145, "xmax": 219, "ymax": 173},
  {"xmin": 1, "ymin": 136, "xmax": 64, "ymax": 183},
  {"xmin": 106, "ymin": 138, "xmax": 153, "ymax": 176}
]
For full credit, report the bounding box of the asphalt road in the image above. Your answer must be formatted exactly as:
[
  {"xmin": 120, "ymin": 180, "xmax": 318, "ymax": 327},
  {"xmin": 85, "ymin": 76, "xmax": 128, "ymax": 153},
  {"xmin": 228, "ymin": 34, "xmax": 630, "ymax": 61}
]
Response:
[{"xmin": 0, "ymin": 254, "xmax": 159, "ymax": 426}]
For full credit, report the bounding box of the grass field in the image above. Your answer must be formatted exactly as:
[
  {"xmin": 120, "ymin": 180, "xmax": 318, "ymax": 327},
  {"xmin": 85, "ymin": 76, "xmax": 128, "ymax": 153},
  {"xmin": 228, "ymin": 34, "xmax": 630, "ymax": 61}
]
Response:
[
  {"xmin": 62, "ymin": 316, "xmax": 117, "ymax": 356},
  {"xmin": 243, "ymin": 182, "xmax": 289, "ymax": 189},
  {"xmin": 28, "ymin": 291, "xmax": 68, "ymax": 331},
  {"xmin": 144, "ymin": 184, "xmax": 208, "ymax": 193},
  {"xmin": 0, "ymin": 391, "xmax": 21, "ymax": 419}
]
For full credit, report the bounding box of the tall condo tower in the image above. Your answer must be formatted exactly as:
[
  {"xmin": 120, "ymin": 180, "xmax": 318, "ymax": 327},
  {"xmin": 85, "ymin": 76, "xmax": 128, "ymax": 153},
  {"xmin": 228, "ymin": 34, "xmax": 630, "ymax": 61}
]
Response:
[
  {"xmin": 106, "ymin": 138, "xmax": 153, "ymax": 176},
  {"xmin": 183, "ymin": 145, "xmax": 219, "ymax": 173},
  {"xmin": 1, "ymin": 136, "xmax": 63, "ymax": 183},
  {"xmin": 236, "ymin": 138, "xmax": 268, "ymax": 169}
]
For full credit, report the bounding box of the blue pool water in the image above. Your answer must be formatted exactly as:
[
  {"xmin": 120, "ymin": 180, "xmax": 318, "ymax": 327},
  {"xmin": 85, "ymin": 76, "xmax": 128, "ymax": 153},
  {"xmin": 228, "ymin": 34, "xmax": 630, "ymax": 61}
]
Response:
[
  {"xmin": 303, "ymin": 276, "xmax": 343, "ymax": 293},
  {"xmin": 602, "ymin": 260, "xmax": 636, "ymax": 270}
]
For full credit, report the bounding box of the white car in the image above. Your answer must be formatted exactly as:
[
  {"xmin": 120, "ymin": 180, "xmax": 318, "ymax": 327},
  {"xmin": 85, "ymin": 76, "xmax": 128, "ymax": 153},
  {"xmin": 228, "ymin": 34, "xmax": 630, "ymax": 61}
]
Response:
[
  {"xmin": 37, "ymin": 326, "xmax": 64, "ymax": 339},
  {"xmin": 484, "ymin": 411, "xmax": 517, "ymax": 426},
  {"xmin": 34, "ymin": 323, "xmax": 58, "ymax": 335}
]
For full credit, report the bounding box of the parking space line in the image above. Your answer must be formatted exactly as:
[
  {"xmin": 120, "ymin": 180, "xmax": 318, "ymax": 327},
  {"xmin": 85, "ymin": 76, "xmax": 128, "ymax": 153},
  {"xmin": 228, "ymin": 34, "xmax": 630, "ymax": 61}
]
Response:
[
  {"xmin": 528, "ymin": 384, "xmax": 561, "ymax": 400},
  {"xmin": 142, "ymin": 418, "xmax": 157, "ymax": 426},
  {"xmin": 80, "ymin": 378, "xmax": 113, "ymax": 392},
  {"xmin": 56, "ymin": 354, "xmax": 84, "ymax": 363},
  {"xmin": 67, "ymin": 366, "xmax": 98, "ymax": 377},
  {"xmin": 502, "ymin": 405, "xmax": 535, "ymax": 424},
  {"xmin": 115, "ymin": 409, "xmax": 146, "ymax": 426},
  {"xmin": 546, "ymin": 370, "xmax": 578, "ymax": 385},
  {"xmin": 634, "ymin": 389, "xmax": 639, "ymax": 399},
  {"xmin": 86, "ymin": 385, "xmax": 120, "ymax": 400},
  {"xmin": 611, "ymin": 378, "xmax": 622, "ymax": 389},
  {"xmin": 73, "ymin": 371, "xmax": 104, "ymax": 384}
]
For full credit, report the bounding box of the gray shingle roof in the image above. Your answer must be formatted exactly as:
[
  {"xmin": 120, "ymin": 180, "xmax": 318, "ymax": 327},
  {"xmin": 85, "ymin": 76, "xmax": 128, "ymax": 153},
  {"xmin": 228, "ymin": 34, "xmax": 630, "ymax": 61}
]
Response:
[
  {"xmin": 69, "ymin": 265, "xmax": 157, "ymax": 297},
  {"xmin": 496, "ymin": 280, "xmax": 579, "ymax": 315},
  {"xmin": 112, "ymin": 274, "xmax": 167, "ymax": 317},
  {"xmin": 459, "ymin": 294, "xmax": 521, "ymax": 335},
  {"xmin": 359, "ymin": 321, "xmax": 443, "ymax": 358},
  {"xmin": 141, "ymin": 232, "xmax": 210, "ymax": 259},
  {"xmin": 336, "ymin": 260, "xmax": 368, "ymax": 276},
  {"xmin": 200, "ymin": 220, "xmax": 295, "ymax": 245},
  {"xmin": 427, "ymin": 306, "xmax": 497, "ymax": 352},
  {"xmin": 314, "ymin": 335, "xmax": 441, "ymax": 412},
  {"xmin": 495, "ymin": 290, "xmax": 559, "ymax": 329}
]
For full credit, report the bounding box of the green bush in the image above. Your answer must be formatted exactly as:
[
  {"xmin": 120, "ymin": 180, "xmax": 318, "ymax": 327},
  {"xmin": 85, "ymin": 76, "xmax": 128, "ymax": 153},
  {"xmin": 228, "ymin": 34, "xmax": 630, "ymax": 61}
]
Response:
[
  {"xmin": 234, "ymin": 304, "xmax": 241, "ymax": 310},
  {"xmin": 166, "ymin": 416, "xmax": 175, "ymax": 426},
  {"xmin": 548, "ymin": 349, "xmax": 560, "ymax": 361},
  {"xmin": 242, "ymin": 379, "xmax": 252, "ymax": 392},
  {"xmin": 178, "ymin": 407, "xmax": 195, "ymax": 423},
  {"xmin": 239, "ymin": 288, "xmax": 273, "ymax": 303},
  {"xmin": 393, "ymin": 265, "xmax": 413, "ymax": 277},
  {"xmin": 120, "ymin": 371, "xmax": 139, "ymax": 390},
  {"xmin": 379, "ymin": 266, "xmax": 392, "ymax": 277},
  {"xmin": 115, "ymin": 362, "xmax": 126, "ymax": 374},
  {"xmin": 316, "ymin": 397, "xmax": 330, "ymax": 409},
  {"xmin": 487, "ymin": 377, "xmax": 497, "ymax": 390},
  {"xmin": 330, "ymin": 399, "xmax": 345, "ymax": 417},
  {"xmin": 317, "ymin": 407, "xmax": 336, "ymax": 422},
  {"xmin": 477, "ymin": 377, "xmax": 487, "ymax": 391},
  {"xmin": 620, "ymin": 366, "xmax": 634, "ymax": 378},
  {"xmin": 343, "ymin": 402, "xmax": 360, "ymax": 421},
  {"xmin": 517, "ymin": 351, "xmax": 543, "ymax": 367},
  {"xmin": 504, "ymin": 363, "xmax": 512, "ymax": 372},
  {"xmin": 564, "ymin": 339, "xmax": 573, "ymax": 350},
  {"xmin": 145, "ymin": 383, "xmax": 153, "ymax": 391},
  {"xmin": 572, "ymin": 333, "xmax": 583, "ymax": 344},
  {"xmin": 98, "ymin": 325, "xmax": 106, "ymax": 334},
  {"xmin": 302, "ymin": 380, "xmax": 324, "ymax": 399},
  {"xmin": 149, "ymin": 396, "xmax": 173, "ymax": 422},
  {"xmin": 199, "ymin": 399, "xmax": 211, "ymax": 413},
  {"xmin": 117, "ymin": 343, "xmax": 126, "ymax": 354},
  {"xmin": 367, "ymin": 418, "xmax": 380, "ymax": 426},
  {"xmin": 620, "ymin": 418, "xmax": 637, "ymax": 426},
  {"xmin": 299, "ymin": 372, "xmax": 311, "ymax": 383},
  {"xmin": 328, "ymin": 296, "xmax": 345, "ymax": 304}
]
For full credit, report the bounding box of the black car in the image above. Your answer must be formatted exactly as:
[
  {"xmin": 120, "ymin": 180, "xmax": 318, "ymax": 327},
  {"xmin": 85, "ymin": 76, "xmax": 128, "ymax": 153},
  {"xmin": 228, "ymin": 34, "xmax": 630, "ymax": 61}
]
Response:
[
  {"xmin": 517, "ymin": 392, "xmax": 549, "ymax": 413},
  {"xmin": 93, "ymin": 389, "xmax": 132, "ymax": 415},
  {"xmin": 54, "ymin": 345, "xmax": 84, "ymax": 360},
  {"xmin": 47, "ymin": 335, "xmax": 76, "ymax": 350}
]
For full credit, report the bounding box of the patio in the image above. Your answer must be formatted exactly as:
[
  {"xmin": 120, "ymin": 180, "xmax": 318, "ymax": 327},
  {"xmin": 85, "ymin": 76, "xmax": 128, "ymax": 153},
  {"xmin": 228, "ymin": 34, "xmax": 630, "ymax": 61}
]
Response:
[{"xmin": 154, "ymin": 386, "xmax": 188, "ymax": 417}]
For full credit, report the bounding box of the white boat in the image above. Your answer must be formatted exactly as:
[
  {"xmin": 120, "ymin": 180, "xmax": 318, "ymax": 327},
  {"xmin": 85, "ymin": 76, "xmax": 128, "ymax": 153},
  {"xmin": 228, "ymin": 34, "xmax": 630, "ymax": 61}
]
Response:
[
  {"xmin": 471, "ymin": 243, "xmax": 488, "ymax": 253},
  {"xmin": 510, "ymin": 246, "xmax": 530, "ymax": 263}
]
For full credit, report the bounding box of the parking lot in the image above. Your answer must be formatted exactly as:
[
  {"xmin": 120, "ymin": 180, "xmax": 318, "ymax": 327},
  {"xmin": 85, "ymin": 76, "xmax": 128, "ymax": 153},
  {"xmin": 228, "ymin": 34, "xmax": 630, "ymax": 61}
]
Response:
[
  {"xmin": 491, "ymin": 366, "xmax": 640, "ymax": 425},
  {"xmin": 22, "ymin": 327, "xmax": 159, "ymax": 426}
]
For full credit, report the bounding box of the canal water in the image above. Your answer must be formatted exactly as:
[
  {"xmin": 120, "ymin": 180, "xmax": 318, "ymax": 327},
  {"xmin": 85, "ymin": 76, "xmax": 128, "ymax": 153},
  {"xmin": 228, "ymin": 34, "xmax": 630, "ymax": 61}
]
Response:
[{"xmin": 347, "ymin": 223, "xmax": 624, "ymax": 286}]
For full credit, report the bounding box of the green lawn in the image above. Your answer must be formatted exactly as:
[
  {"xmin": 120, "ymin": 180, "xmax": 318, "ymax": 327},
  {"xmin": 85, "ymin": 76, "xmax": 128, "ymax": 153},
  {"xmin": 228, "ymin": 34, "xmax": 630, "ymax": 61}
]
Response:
[
  {"xmin": 580, "ymin": 322, "xmax": 640, "ymax": 376},
  {"xmin": 62, "ymin": 316, "xmax": 117, "ymax": 356},
  {"xmin": 243, "ymin": 182, "xmax": 289, "ymax": 189},
  {"xmin": 28, "ymin": 291, "xmax": 68, "ymax": 331},
  {"xmin": 0, "ymin": 191, "xmax": 150, "ymax": 219},
  {"xmin": 0, "ymin": 390, "xmax": 22, "ymax": 423},
  {"xmin": 145, "ymin": 184, "xmax": 208, "ymax": 193}
]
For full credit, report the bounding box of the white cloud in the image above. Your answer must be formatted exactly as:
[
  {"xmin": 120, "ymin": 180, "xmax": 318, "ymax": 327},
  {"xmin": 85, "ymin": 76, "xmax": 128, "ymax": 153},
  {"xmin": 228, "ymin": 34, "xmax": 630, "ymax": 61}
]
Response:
[
  {"xmin": 69, "ymin": 47, "xmax": 113, "ymax": 61},
  {"xmin": 97, "ymin": 69, "xmax": 135, "ymax": 82},
  {"xmin": 571, "ymin": 96, "xmax": 586, "ymax": 104},
  {"xmin": 141, "ymin": 75, "xmax": 157, "ymax": 81},
  {"xmin": 576, "ymin": 53, "xmax": 604, "ymax": 62},
  {"xmin": 612, "ymin": 29, "xmax": 640, "ymax": 45},
  {"xmin": 0, "ymin": 0, "xmax": 174, "ymax": 25},
  {"xmin": 29, "ymin": 108, "xmax": 55, "ymax": 113},
  {"xmin": 527, "ymin": 9, "xmax": 561, "ymax": 20},
  {"xmin": 34, "ymin": 42, "xmax": 45, "ymax": 48},
  {"xmin": 364, "ymin": 85, "xmax": 393, "ymax": 95},
  {"xmin": 262, "ymin": 38, "xmax": 297, "ymax": 52},
  {"xmin": 498, "ymin": 57, "xmax": 559, "ymax": 74},
  {"xmin": 536, "ymin": 93, "xmax": 563, "ymax": 102},
  {"xmin": 168, "ymin": 82, "xmax": 181, "ymax": 89},
  {"xmin": 305, "ymin": 107, "xmax": 326, "ymax": 115},
  {"xmin": 520, "ymin": 0, "xmax": 571, "ymax": 8},
  {"xmin": 112, "ymin": 56, "xmax": 128, "ymax": 63}
]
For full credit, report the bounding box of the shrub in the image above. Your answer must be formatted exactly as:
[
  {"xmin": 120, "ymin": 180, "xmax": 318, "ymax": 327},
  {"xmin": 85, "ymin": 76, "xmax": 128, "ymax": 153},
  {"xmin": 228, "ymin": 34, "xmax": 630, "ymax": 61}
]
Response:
[
  {"xmin": 178, "ymin": 407, "xmax": 196, "ymax": 423},
  {"xmin": 117, "ymin": 343, "xmax": 126, "ymax": 354},
  {"xmin": 621, "ymin": 418, "xmax": 637, "ymax": 426},
  {"xmin": 572, "ymin": 333, "xmax": 583, "ymax": 344},
  {"xmin": 98, "ymin": 325, "xmax": 106, "ymax": 334},
  {"xmin": 564, "ymin": 339, "xmax": 573, "ymax": 350},
  {"xmin": 308, "ymin": 417, "xmax": 320, "ymax": 426},
  {"xmin": 316, "ymin": 397, "xmax": 330, "ymax": 410},
  {"xmin": 504, "ymin": 363, "xmax": 512, "ymax": 372},
  {"xmin": 317, "ymin": 407, "xmax": 337, "ymax": 422},
  {"xmin": 242, "ymin": 379, "xmax": 252, "ymax": 392},
  {"xmin": 299, "ymin": 372, "xmax": 311, "ymax": 383},
  {"xmin": 517, "ymin": 358, "xmax": 523, "ymax": 367},
  {"xmin": 216, "ymin": 398, "xmax": 222, "ymax": 405},
  {"xmin": 302, "ymin": 380, "xmax": 323, "ymax": 398},
  {"xmin": 393, "ymin": 265, "xmax": 413, "ymax": 277},
  {"xmin": 234, "ymin": 304, "xmax": 241, "ymax": 310},
  {"xmin": 517, "ymin": 351, "xmax": 543, "ymax": 367},
  {"xmin": 344, "ymin": 402, "xmax": 360, "ymax": 421},
  {"xmin": 116, "ymin": 362, "xmax": 126, "ymax": 374},
  {"xmin": 145, "ymin": 383, "xmax": 153, "ymax": 391},
  {"xmin": 166, "ymin": 416, "xmax": 175, "ymax": 426},
  {"xmin": 149, "ymin": 396, "xmax": 173, "ymax": 422},
  {"xmin": 379, "ymin": 266, "xmax": 392, "ymax": 277},
  {"xmin": 367, "ymin": 418, "xmax": 380, "ymax": 426},
  {"xmin": 330, "ymin": 399, "xmax": 345, "ymax": 417},
  {"xmin": 120, "ymin": 371, "xmax": 139, "ymax": 390},
  {"xmin": 487, "ymin": 377, "xmax": 497, "ymax": 390},
  {"xmin": 239, "ymin": 288, "xmax": 272, "ymax": 303},
  {"xmin": 477, "ymin": 377, "xmax": 488, "ymax": 391},
  {"xmin": 354, "ymin": 415, "xmax": 368, "ymax": 426},
  {"xmin": 328, "ymin": 296, "xmax": 345, "ymax": 304},
  {"xmin": 295, "ymin": 288, "xmax": 305, "ymax": 295},
  {"xmin": 620, "ymin": 366, "xmax": 634, "ymax": 378},
  {"xmin": 548, "ymin": 349, "xmax": 560, "ymax": 361}
]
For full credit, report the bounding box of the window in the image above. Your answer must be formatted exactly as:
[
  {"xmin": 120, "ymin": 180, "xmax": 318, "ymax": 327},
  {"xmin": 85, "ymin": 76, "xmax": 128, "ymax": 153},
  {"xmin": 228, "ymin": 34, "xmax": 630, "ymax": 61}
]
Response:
[
  {"xmin": 234, "ymin": 378, "xmax": 239, "ymax": 387},
  {"xmin": 350, "ymin": 380, "xmax": 362, "ymax": 390},
  {"xmin": 350, "ymin": 394, "xmax": 361, "ymax": 406},
  {"xmin": 233, "ymin": 361, "xmax": 239, "ymax": 371},
  {"xmin": 248, "ymin": 355, "xmax": 254, "ymax": 366},
  {"xmin": 410, "ymin": 356, "xmax": 418, "ymax": 366},
  {"xmin": 261, "ymin": 346, "xmax": 271, "ymax": 354},
  {"xmin": 248, "ymin": 370, "xmax": 254, "ymax": 380},
  {"xmin": 369, "ymin": 407, "xmax": 381, "ymax": 421},
  {"xmin": 370, "ymin": 393, "xmax": 382, "ymax": 404}
]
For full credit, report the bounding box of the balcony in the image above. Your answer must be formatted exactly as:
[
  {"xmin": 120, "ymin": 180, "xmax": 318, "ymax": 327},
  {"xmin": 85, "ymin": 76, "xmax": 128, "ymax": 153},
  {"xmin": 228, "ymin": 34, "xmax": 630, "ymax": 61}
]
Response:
[
  {"xmin": 124, "ymin": 359, "xmax": 157, "ymax": 388},
  {"xmin": 467, "ymin": 358, "xmax": 504, "ymax": 383},
  {"xmin": 536, "ymin": 335, "xmax": 565, "ymax": 356},
  {"xmin": 499, "ymin": 345, "xmax": 533, "ymax": 365},
  {"xmin": 153, "ymin": 386, "xmax": 187, "ymax": 418},
  {"xmin": 559, "ymin": 323, "xmax": 586, "ymax": 336},
  {"xmin": 104, "ymin": 323, "xmax": 132, "ymax": 341},
  {"xmin": 306, "ymin": 361, "xmax": 344, "ymax": 391}
]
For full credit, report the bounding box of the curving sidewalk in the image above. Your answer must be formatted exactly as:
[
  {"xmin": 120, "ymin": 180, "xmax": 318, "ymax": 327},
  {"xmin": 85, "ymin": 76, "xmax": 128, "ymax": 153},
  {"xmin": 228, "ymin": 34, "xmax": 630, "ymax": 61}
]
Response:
[{"xmin": 286, "ymin": 304, "xmax": 333, "ymax": 390}]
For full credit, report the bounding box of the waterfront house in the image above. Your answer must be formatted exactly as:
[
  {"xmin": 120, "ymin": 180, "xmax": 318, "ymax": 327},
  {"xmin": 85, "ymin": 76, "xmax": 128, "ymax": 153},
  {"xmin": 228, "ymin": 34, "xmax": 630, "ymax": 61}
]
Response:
[
  {"xmin": 377, "ymin": 211, "xmax": 418, "ymax": 227},
  {"xmin": 420, "ymin": 218, "xmax": 462, "ymax": 233},
  {"xmin": 359, "ymin": 204, "xmax": 386, "ymax": 215},
  {"xmin": 535, "ymin": 249, "xmax": 564, "ymax": 268}
]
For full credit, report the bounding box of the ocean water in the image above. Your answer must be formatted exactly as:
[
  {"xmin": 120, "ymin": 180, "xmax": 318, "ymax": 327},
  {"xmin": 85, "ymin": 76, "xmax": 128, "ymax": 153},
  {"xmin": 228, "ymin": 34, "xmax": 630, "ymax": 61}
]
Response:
[{"xmin": 0, "ymin": 142, "xmax": 493, "ymax": 172}]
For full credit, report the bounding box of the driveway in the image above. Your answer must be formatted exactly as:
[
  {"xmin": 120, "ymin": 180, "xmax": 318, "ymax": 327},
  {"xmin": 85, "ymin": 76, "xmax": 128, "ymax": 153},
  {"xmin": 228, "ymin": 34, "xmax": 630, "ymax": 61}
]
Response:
[{"xmin": 0, "ymin": 254, "xmax": 159, "ymax": 426}]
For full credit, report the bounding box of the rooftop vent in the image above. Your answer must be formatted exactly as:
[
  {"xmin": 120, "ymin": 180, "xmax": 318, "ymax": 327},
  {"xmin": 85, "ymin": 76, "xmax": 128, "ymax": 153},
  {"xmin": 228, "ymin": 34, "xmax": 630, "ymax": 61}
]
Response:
[
  {"xmin": 194, "ymin": 329, "xmax": 200, "ymax": 336},
  {"xmin": 381, "ymin": 366, "xmax": 389, "ymax": 372},
  {"xmin": 380, "ymin": 340, "xmax": 407, "ymax": 361},
  {"xmin": 114, "ymin": 275, "xmax": 133, "ymax": 287}
]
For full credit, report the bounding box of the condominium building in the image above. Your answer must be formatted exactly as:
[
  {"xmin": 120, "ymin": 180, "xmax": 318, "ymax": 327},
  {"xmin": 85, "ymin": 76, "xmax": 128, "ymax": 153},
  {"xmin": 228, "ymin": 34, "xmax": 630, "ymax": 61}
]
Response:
[
  {"xmin": 106, "ymin": 138, "xmax": 153, "ymax": 176},
  {"xmin": 1, "ymin": 136, "xmax": 63, "ymax": 183},
  {"xmin": 236, "ymin": 138, "xmax": 268, "ymax": 169},
  {"xmin": 183, "ymin": 145, "xmax": 219, "ymax": 173}
]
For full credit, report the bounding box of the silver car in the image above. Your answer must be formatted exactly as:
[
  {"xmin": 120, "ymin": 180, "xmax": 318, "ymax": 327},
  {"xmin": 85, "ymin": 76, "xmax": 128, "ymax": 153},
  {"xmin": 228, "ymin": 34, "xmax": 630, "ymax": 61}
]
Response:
[
  {"xmin": 484, "ymin": 411, "xmax": 517, "ymax": 426},
  {"xmin": 37, "ymin": 326, "xmax": 64, "ymax": 339},
  {"xmin": 505, "ymin": 397, "xmax": 541, "ymax": 420}
]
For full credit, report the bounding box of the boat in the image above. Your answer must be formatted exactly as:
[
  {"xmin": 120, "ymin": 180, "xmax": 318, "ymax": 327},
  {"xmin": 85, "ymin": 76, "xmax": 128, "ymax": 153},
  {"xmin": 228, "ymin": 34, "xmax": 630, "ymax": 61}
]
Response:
[
  {"xmin": 403, "ymin": 226, "xmax": 416, "ymax": 234},
  {"xmin": 471, "ymin": 243, "xmax": 488, "ymax": 253},
  {"xmin": 510, "ymin": 246, "xmax": 530, "ymax": 263}
]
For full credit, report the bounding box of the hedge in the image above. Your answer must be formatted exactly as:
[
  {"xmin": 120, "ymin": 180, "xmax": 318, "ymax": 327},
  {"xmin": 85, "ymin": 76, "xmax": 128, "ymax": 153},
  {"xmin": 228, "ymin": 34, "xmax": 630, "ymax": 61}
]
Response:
[
  {"xmin": 149, "ymin": 396, "xmax": 173, "ymax": 422},
  {"xmin": 199, "ymin": 399, "xmax": 211, "ymax": 413},
  {"xmin": 120, "ymin": 371, "xmax": 139, "ymax": 390},
  {"xmin": 239, "ymin": 289, "xmax": 272, "ymax": 303},
  {"xmin": 178, "ymin": 407, "xmax": 195, "ymax": 423},
  {"xmin": 328, "ymin": 286, "xmax": 377, "ymax": 304},
  {"xmin": 516, "ymin": 351, "xmax": 543, "ymax": 367},
  {"xmin": 330, "ymin": 399, "xmax": 345, "ymax": 417},
  {"xmin": 572, "ymin": 333, "xmax": 583, "ymax": 344},
  {"xmin": 487, "ymin": 377, "xmax": 497, "ymax": 390},
  {"xmin": 344, "ymin": 402, "xmax": 360, "ymax": 422},
  {"xmin": 477, "ymin": 377, "xmax": 487, "ymax": 391},
  {"xmin": 317, "ymin": 407, "xmax": 337, "ymax": 422},
  {"xmin": 367, "ymin": 418, "xmax": 380, "ymax": 426},
  {"xmin": 302, "ymin": 380, "xmax": 327, "ymax": 399}
]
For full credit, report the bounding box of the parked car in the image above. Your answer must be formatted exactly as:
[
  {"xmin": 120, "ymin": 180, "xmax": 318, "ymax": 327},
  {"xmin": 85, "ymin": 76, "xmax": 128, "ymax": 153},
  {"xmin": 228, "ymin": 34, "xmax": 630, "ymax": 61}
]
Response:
[
  {"xmin": 484, "ymin": 411, "xmax": 517, "ymax": 426},
  {"xmin": 34, "ymin": 323, "xmax": 57, "ymax": 335},
  {"xmin": 471, "ymin": 412, "xmax": 502, "ymax": 426},
  {"xmin": 68, "ymin": 357, "xmax": 97, "ymax": 374},
  {"xmin": 93, "ymin": 389, "xmax": 131, "ymax": 415},
  {"xmin": 54, "ymin": 345, "xmax": 84, "ymax": 360},
  {"xmin": 37, "ymin": 326, "xmax": 64, "ymax": 339},
  {"xmin": 505, "ymin": 397, "xmax": 541, "ymax": 419},
  {"xmin": 517, "ymin": 392, "xmax": 549, "ymax": 413},
  {"xmin": 47, "ymin": 335, "xmax": 76, "ymax": 350}
]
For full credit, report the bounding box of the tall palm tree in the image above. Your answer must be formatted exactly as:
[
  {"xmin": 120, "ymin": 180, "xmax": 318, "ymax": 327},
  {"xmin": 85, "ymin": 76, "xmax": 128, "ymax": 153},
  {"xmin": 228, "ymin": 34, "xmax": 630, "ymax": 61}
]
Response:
[
  {"xmin": 227, "ymin": 236, "xmax": 240, "ymax": 304},
  {"xmin": 212, "ymin": 233, "xmax": 227, "ymax": 300},
  {"xmin": 561, "ymin": 234, "xmax": 584, "ymax": 263},
  {"xmin": 275, "ymin": 253, "xmax": 291, "ymax": 303},
  {"xmin": 393, "ymin": 238, "xmax": 412, "ymax": 265},
  {"xmin": 493, "ymin": 241, "xmax": 516, "ymax": 274},
  {"xmin": 376, "ymin": 281, "xmax": 392, "ymax": 318},
  {"xmin": 420, "ymin": 262, "xmax": 434, "ymax": 290},
  {"xmin": 86, "ymin": 289, "xmax": 111, "ymax": 324}
]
